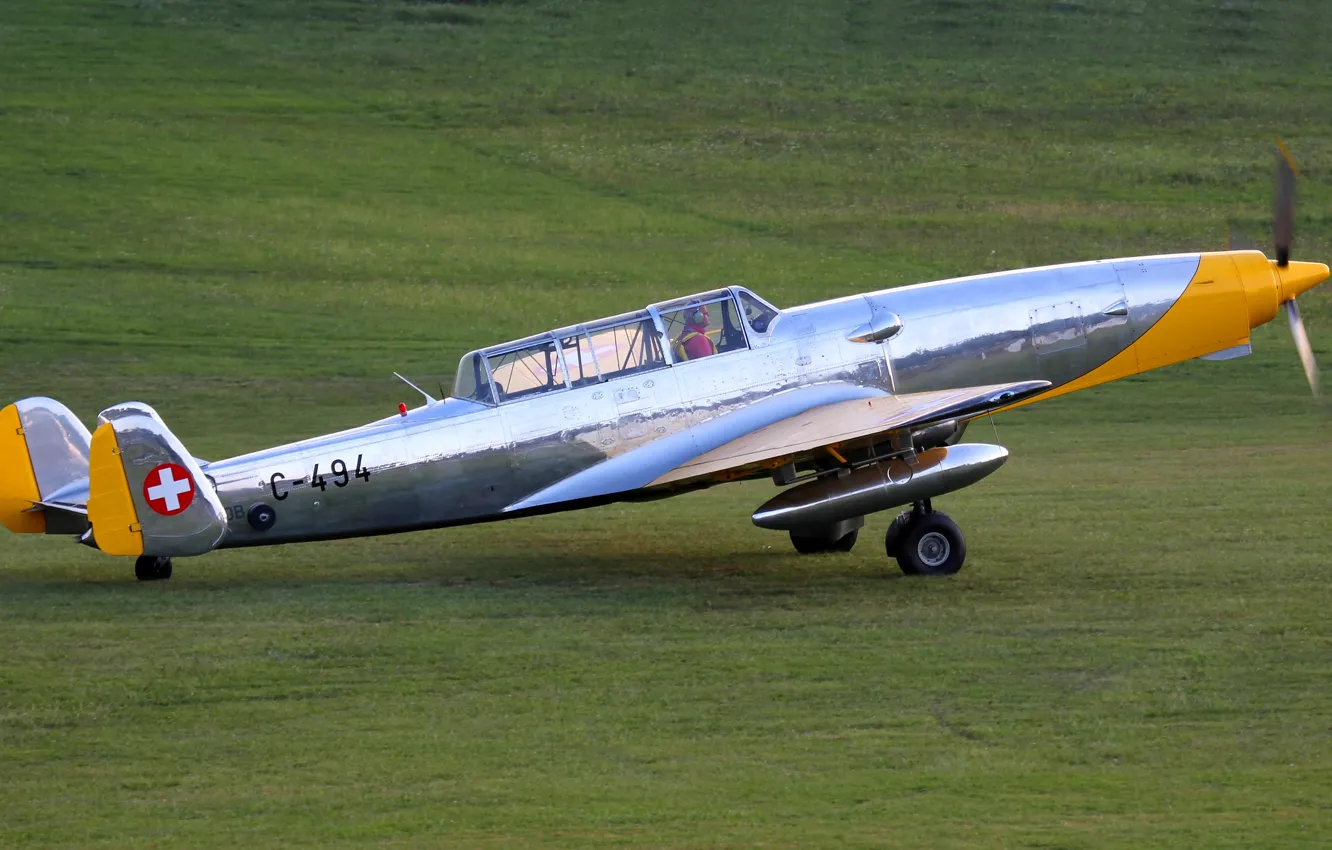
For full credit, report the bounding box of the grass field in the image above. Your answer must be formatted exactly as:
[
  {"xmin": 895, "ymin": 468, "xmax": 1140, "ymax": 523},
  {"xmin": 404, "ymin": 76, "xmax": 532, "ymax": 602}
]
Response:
[{"xmin": 3, "ymin": 0, "xmax": 1332, "ymax": 846}]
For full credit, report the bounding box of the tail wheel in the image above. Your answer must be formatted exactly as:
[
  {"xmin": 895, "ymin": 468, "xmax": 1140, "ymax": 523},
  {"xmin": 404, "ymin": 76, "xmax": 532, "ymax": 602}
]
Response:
[{"xmin": 134, "ymin": 556, "xmax": 173, "ymax": 582}]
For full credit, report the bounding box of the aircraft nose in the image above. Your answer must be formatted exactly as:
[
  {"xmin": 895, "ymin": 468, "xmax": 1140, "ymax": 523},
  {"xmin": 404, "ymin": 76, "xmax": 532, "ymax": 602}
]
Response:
[{"xmin": 1275, "ymin": 260, "xmax": 1329, "ymax": 303}]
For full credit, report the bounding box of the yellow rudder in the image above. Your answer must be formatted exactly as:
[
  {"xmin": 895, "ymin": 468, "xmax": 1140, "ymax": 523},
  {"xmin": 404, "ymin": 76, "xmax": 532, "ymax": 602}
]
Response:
[
  {"xmin": 87, "ymin": 422, "xmax": 143, "ymax": 557},
  {"xmin": 0, "ymin": 403, "xmax": 45, "ymax": 534}
]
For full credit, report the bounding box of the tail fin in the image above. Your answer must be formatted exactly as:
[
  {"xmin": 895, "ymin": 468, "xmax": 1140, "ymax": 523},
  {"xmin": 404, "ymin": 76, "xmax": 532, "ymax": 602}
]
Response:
[
  {"xmin": 0, "ymin": 398, "xmax": 92, "ymax": 534},
  {"xmin": 87, "ymin": 403, "xmax": 227, "ymax": 557}
]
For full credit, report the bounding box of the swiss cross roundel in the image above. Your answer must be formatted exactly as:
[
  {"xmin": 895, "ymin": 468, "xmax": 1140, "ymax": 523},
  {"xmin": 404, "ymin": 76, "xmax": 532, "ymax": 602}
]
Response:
[{"xmin": 142, "ymin": 463, "xmax": 196, "ymax": 516}]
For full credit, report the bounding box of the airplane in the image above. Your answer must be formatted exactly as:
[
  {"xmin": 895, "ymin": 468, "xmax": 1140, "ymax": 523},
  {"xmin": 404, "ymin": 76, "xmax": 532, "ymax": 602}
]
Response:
[{"xmin": 1, "ymin": 152, "xmax": 1326, "ymax": 581}]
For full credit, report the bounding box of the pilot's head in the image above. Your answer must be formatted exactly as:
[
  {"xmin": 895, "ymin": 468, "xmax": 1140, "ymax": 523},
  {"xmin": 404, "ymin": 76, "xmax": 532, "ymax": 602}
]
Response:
[{"xmin": 685, "ymin": 302, "xmax": 710, "ymax": 327}]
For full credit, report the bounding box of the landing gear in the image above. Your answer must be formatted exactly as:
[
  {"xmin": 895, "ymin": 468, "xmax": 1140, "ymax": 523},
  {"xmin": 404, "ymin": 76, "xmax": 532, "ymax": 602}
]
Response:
[
  {"xmin": 883, "ymin": 511, "xmax": 912, "ymax": 558},
  {"xmin": 789, "ymin": 516, "xmax": 864, "ymax": 554},
  {"xmin": 887, "ymin": 501, "xmax": 966, "ymax": 576},
  {"xmin": 135, "ymin": 556, "xmax": 172, "ymax": 582}
]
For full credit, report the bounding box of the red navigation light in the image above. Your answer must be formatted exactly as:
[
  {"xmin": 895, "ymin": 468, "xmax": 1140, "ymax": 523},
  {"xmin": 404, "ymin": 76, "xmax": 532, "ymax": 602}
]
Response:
[{"xmin": 398, "ymin": 402, "xmax": 408, "ymax": 417}]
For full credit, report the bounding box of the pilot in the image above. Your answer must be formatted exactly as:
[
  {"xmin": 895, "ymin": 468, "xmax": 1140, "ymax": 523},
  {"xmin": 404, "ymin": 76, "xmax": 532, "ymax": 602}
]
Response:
[{"xmin": 673, "ymin": 302, "xmax": 717, "ymax": 361}]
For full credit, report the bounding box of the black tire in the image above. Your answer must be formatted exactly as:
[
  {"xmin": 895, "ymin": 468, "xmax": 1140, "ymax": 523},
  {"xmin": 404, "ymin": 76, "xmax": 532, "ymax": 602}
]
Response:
[
  {"xmin": 895, "ymin": 512, "xmax": 966, "ymax": 576},
  {"xmin": 790, "ymin": 531, "xmax": 828, "ymax": 554},
  {"xmin": 883, "ymin": 510, "xmax": 913, "ymax": 560},
  {"xmin": 831, "ymin": 529, "xmax": 859, "ymax": 552},
  {"xmin": 790, "ymin": 528, "xmax": 859, "ymax": 554},
  {"xmin": 135, "ymin": 556, "xmax": 172, "ymax": 582}
]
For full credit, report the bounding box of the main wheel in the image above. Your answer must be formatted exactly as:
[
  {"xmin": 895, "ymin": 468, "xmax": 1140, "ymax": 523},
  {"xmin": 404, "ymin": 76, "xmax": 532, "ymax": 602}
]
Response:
[
  {"xmin": 895, "ymin": 512, "xmax": 966, "ymax": 576},
  {"xmin": 883, "ymin": 510, "xmax": 913, "ymax": 558},
  {"xmin": 790, "ymin": 528, "xmax": 859, "ymax": 554},
  {"xmin": 134, "ymin": 556, "xmax": 173, "ymax": 582}
]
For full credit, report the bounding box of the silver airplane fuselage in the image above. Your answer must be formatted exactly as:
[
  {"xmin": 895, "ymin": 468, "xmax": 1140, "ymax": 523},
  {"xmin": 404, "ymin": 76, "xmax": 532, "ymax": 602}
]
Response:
[
  {"xmin": 196, "ymin": 250, "xmax": 1309, "ymax": 548},
  {"xmin": 4, "ymin": 248, "xmax": 1325, "ymax": 572}
]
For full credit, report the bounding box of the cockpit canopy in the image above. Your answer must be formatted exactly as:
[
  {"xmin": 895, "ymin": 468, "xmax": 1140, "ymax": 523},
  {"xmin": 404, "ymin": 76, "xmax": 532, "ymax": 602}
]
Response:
[{"xmin": 453, "ymin": 287, "xmax": 779, "ymax": 405}]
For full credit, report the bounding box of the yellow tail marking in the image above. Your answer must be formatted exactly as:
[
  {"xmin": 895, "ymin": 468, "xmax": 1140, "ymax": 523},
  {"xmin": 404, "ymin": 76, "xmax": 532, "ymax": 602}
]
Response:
[
  {"xmin": 87, "ymin": 422, "xmax": 143, "ymax": 557},
  {"xmin": 0, "ymin": 404, "xmax": 45, "ymax": 534}
]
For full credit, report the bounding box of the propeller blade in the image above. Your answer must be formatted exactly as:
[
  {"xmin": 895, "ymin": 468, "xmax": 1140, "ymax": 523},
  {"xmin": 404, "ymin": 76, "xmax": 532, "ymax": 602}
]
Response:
[
  {"xmin": 1274, "ymin": 141, "xmax": 1298, "ymax": 267},
  {"xmin": 1285, "ymin": 298, "xmax": 1320, "ymax": 397}
]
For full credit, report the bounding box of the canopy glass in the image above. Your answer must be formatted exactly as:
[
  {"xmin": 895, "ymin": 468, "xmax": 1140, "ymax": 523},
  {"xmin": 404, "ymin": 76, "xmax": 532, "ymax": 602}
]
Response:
[{"xmin": 452, "ymin": 287, "xmax": 779, "ymax": 405}]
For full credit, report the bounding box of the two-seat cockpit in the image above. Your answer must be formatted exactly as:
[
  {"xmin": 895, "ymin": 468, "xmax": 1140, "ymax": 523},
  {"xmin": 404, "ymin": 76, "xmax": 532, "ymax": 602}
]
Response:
[{"xmin": 453, "ymin": 287, "xmax": 780, "ymax": 405}]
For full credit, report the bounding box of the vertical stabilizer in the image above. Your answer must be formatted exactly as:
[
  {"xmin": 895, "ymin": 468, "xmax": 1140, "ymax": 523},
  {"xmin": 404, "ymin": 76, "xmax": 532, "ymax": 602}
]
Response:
[
  {"xmin": 0, "ymin": 398, "xmax": 92, "ymax": 534},
  {"xmin": 87, "ymin": 403, "xmax": 227, "ymax": 558}
]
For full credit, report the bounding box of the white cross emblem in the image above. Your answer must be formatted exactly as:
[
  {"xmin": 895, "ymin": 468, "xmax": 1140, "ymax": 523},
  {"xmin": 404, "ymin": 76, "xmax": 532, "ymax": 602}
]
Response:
[{"xmin": 144, "ymin": 464, "xmax": 195, "ymax": 515}]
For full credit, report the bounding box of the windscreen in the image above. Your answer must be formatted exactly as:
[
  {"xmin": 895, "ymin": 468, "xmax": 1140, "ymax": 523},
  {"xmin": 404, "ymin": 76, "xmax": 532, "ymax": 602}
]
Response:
[
  {"xmin": 738, "ymin": 290, "xmax": 779, "ymax": 334},
  {"xmin": 453, "ymin": 352, "xmax": 495, "ymax": 404}
]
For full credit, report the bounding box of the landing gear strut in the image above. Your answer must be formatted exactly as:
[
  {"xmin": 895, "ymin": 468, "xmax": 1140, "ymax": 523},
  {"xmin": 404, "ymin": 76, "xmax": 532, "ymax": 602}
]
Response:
[
  {"xmin": 135, "ymin": 556, "xmax": 173, "ymax": 582},
  {"xmin": 886, "ymin": 500, "xmax": 966, "ymax": 576}
]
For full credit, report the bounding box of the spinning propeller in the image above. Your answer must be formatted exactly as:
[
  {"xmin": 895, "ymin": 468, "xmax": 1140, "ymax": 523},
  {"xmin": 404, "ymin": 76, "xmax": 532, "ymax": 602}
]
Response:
[{"xmin": 1272, "ymin": 141, "xmax": 1321, "ymax": 397}]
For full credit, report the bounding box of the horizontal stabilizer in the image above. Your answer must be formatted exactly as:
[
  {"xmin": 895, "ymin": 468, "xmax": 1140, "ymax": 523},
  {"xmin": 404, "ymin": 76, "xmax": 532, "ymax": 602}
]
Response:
[
  {"xmin": 0, "ymin": 398, "xmax": 92, "ymax": 534},
  {"xmin": 88, "ymin": 403, "xmax": 227, "ymax": 557}
]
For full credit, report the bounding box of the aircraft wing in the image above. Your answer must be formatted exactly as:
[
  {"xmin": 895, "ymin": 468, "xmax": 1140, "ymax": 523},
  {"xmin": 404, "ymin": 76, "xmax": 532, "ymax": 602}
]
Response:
[
  {"xmin": 506, "ymin": 379, "xmax": 1047, "ymax": 511},
  {"xmin": 649, "ymin": 379, "xmax": 1049, "ymax": 486},
  {"xmin": 506, "ymin": 382, "xmax": 890, "ymax": 511}
]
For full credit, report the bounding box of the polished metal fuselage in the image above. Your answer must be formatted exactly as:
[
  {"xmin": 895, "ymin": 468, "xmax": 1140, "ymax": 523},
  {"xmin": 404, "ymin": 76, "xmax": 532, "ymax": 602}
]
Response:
[{"xmin": 205, "ymin": 254, "xmax": 1202, "ymax": 548}]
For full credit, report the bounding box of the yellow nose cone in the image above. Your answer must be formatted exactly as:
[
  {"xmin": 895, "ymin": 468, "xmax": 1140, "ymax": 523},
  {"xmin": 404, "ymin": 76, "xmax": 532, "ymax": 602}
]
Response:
[{"xmin": 1275, "ymin": 260, "xmax": 1330, "ymax": 302}]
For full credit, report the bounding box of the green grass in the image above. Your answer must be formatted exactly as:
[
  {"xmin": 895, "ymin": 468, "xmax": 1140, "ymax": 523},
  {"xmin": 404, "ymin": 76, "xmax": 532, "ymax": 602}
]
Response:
[{"xmin": 2, "ymin": 0, "xmax": 1332, "ymax": 846}]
